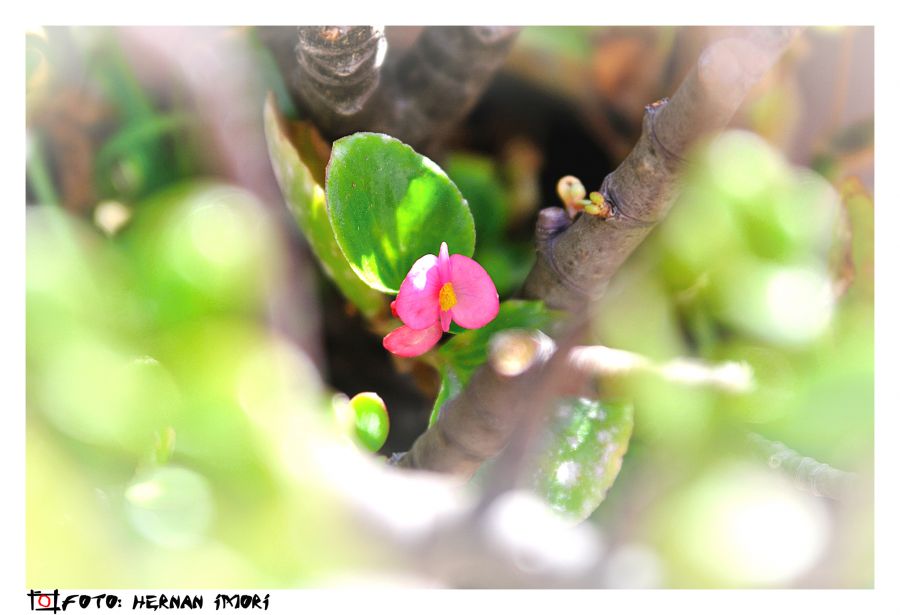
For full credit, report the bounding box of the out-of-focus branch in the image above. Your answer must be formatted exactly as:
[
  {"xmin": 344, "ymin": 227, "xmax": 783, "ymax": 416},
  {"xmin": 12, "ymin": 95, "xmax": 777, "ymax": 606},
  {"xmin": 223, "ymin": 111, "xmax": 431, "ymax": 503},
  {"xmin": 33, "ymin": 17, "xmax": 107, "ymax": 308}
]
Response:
[
  {"xmin": 264, "ymin": 26, "xmax": 520, "ymax": 152},
  {"xmin": 746, "ymin": 433, "xmax": 858, "ymax": 499},
  {"xmin": 569, "ymin": 345, "xmax": 755, "ymax": 393},
  {"xmin": 317, "ymin": 438, "xmax": 606, "ymax": 587},
  {"xmin": 522, "ymin": 27, "xmax": 802, "ymax": 310},
  {"xmin": 395, "ymin": 329, "xmax": 559, "ymax": 478},
  {"xmin": 396, "ymin": 329, "xmax": 754, "ymax": 478}
]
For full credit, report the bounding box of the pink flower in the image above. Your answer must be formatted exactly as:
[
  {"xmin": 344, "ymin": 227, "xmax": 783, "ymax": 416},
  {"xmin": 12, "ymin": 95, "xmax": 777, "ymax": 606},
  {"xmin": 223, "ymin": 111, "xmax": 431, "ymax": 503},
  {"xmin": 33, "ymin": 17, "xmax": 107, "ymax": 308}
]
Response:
[{"xmin": 383, "ymin": 242, "xmax": 500, "ymax": 357}]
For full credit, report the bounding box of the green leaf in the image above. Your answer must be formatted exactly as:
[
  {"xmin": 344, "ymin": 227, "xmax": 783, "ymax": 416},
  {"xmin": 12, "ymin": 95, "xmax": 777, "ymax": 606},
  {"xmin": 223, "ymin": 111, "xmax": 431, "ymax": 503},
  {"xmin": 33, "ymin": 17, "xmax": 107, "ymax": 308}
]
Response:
[
  {"xmin": 532, "ymin": 398, "xmax": 634, "ymax": 522},
  {"xmin": 475, "ymin": 243, "xmax": 536, "ymax": 297},
  {"xmin": 88, "ymin": 39, "xmax": 183, "ymax": 199},
  {"xmin": 446, "ymin": 153, "xmax": 508, "ymax": 245},
  {"xmin": 325, "ymin": 132, "xmax": 475, "ymax": 293},
  {"xmin": 95, "ymin": 113, "xmax": 190, "ymax": 177},
  {"xmin": 430, "ymin": 300, "xmax": 560, "ymax": 423},
  {"xmin": 263, "ymin": 96, "xmax": 384, "ymax": 318},
  {"xmin": 429, "ymin": 365, "xmax": 462, "ymax": 427}
]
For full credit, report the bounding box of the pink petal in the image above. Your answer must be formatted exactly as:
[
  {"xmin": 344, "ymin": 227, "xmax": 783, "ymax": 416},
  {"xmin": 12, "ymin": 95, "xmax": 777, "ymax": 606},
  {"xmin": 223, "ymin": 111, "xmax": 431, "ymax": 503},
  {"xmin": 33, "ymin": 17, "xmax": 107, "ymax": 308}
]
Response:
[
  {"xmin": 383, "ymin": 322, "xmax": 442, "ymax": 357},
  {"xmin": 438, "ymin": 242, "xmax": 451, "ymax": 284},
  {"xmin": 448, "ymin": 254, "xmax": 500, "ymax": 329},
  {"xmin": 395, "ymin": 253, "xmax": 441, "ymax": 330},
  {"xmin": 440, "ymin": 309, "xmax": 452, "ymax": 333}
]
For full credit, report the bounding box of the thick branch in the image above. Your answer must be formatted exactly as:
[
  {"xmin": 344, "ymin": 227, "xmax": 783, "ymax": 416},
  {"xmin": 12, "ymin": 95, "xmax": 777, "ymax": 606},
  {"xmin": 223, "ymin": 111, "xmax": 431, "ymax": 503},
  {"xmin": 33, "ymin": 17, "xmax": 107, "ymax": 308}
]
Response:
[
  {"xmin": 381, "ymin": 26, "xmax": 520, "ymax": 151},
  {"xmin": 396, "ymin": 330, "xmax": 557, "ymax": 478},
  {"xmin": 522, "ymin": 27, "xmax": 801, "ymax": 310},
  {"xmin": 291, "ymin": 26, "xmax": 388, "ymax": 137},
  {"xmin": 267, "ymin": 26, "xmax": 519, "ymax": 152}
]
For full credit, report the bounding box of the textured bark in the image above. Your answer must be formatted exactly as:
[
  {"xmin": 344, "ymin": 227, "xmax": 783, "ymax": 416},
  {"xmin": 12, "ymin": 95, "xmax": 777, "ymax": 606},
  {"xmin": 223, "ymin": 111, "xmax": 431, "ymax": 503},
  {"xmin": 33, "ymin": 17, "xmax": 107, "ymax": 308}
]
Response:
[
  {"xmin": 395, "ymin": 330, "xmax": 557, "ymax": 478},
  {"xmin": 522, "ymin": 27, "xmax": 802, "ymax": 310},
  {"xmin": 293, "ymin": 26, "xmax": 387, "ymax": 137},
  {"xmin": 265, "ymin": 26, "xmax": 520, "ymax": 152},
  {"xmin": 383, "ymin": 26, "xmax": 520, "ymax": 151}
]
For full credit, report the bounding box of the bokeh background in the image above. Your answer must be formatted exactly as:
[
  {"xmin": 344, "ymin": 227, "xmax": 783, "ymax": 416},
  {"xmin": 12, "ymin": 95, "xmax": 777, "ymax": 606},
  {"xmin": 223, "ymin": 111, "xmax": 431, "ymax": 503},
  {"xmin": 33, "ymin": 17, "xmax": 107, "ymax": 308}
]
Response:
[{"xmin": 26, "ymin": 26, "xmax": 873, "ymax": 588}]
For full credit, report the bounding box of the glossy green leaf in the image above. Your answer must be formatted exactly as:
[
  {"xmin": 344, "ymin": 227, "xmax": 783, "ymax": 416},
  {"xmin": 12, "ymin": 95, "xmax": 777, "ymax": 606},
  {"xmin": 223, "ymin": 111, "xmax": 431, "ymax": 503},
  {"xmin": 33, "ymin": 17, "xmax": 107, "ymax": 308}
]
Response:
[
  {"xmin": 263, "ymin": 96, "xmax": 384, "ymax": 318},
  {"xmin": 532, "ymin": 397, "xmax": 634, "ymax": 522},
  {"xmin": 325, "ymin": 132, "xmax": 475, "ymax": 293},
  {"xmin": 430, "ymin": 300, "xmax": 560, "ymax": 423}
]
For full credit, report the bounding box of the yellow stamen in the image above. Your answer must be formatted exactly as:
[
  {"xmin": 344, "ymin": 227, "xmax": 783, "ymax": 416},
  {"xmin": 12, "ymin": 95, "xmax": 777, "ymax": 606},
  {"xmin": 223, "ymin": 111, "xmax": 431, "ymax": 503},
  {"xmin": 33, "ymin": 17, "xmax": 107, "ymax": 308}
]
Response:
[{"xmin": 439, "ymin": 282, "xmax": 457, "ymax": 311}]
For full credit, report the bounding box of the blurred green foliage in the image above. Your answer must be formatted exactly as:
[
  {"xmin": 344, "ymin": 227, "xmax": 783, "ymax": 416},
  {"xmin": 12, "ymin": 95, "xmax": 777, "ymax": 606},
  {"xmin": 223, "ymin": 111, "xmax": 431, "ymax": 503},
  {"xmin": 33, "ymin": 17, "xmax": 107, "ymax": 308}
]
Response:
[
  {"xmin": 25, "ymin": 26, "xmax": 873, "ymax": 589},
  {"xmin": 27, "ymin": 189, "xmax": 369, "ymax": 587},
  {"xmin": 445, "ymin": 153, "xmax": 535, "ymax": 297},
  {"xmin": 593, "ymin": 129, "xmax": 873, "ymax": 587}
]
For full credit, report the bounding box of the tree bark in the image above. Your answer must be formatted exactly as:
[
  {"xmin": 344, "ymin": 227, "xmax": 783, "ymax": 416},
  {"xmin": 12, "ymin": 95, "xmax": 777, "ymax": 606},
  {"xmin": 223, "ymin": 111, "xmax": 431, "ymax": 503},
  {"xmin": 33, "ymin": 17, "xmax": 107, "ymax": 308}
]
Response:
[
  {"xmin": 265, "ymin": 26, "xmax": 520, "ymax": 152},
  {"xmin": 522, "ymin": 27, "xmax": 802, "ymax": 310}
]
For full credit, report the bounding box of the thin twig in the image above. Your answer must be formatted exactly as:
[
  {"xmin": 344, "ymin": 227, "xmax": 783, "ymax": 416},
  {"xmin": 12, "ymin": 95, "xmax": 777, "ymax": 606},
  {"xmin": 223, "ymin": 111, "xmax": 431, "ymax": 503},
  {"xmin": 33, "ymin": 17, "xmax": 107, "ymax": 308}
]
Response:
[
  {"xmin": 569, "ymin": 345, "xmax": 755, "ymax": 393},
  {"xmin": 746, "ymin": 432, "xmax": 857, "ymax": 499}
]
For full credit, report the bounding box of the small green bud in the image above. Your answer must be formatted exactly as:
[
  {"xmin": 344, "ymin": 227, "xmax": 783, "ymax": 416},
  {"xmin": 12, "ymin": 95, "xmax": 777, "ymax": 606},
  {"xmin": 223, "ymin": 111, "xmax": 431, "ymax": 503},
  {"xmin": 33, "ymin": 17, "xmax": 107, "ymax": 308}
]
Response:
[
  {"xmin": 557, "ymin": 175, "xmax": 587, "ymax": 218},
  {"xmin": 334, "ymin": 392, "xmax": 390, "ymax": 453}
]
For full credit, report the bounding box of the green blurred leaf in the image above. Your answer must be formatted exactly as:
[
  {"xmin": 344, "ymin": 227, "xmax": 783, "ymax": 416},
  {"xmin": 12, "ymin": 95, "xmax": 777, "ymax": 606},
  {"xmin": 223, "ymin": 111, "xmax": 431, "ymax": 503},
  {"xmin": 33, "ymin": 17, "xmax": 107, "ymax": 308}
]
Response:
[
  {"xmin": 26, "ymin": 133, "xmax": 60, "ymax": 206},
  {"xmin": 431, "ymin": 300, "xmax": 559, "ymax": 423},
  {"xmin": 263, "ymin": 97, "xmax": 384, "ymax": 318},
  {"xmin": 247, "ymin": 28, "xmax": 298, "ymax": 118},
  {"xmin": 325, "ymin": 132, "xmax": 475, "ymax": 293},
  {"xmin": 88, "ymin": 40, "xmax": 182, "ymax": 198},
  {"xmin": 446, "ymin": 153, "xmax": 508, "ymax": 244},
  {"xmin": 711, "ymin": 258, "xmax": 834, "ymax": 347},
  {"xmin": 26, "ymin": 31, "xmax": 50, "ymax": 86},
  {"xmin": 125, "ymin": 466, "xmax": 215, "ymax": 549},
  {"xmin": 475, "ymin": 243, "xmax": 535, "ymax": 297},
  {"xmin": 152, "ymin": 427, "xmax": 178, "ymax": 465},
  {"xmin": 96, "ymin": 113, "xmax": 190, "ymax": 181},
  {"xmin": 532, "ymin": 397, "xmax": 634, "ymax": 522},
  {"xmin": 123, "ymin": 181, "xmax": 276, "ymax": 325}
]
